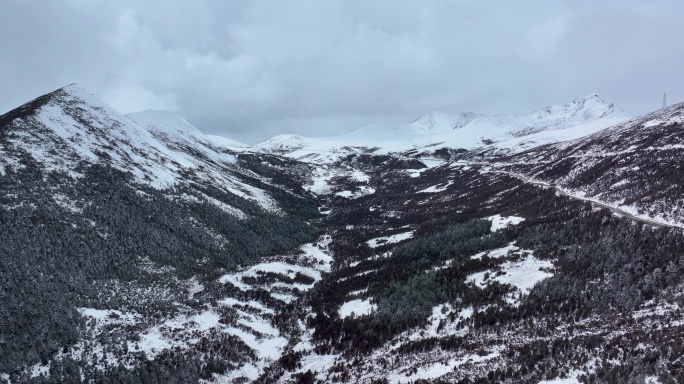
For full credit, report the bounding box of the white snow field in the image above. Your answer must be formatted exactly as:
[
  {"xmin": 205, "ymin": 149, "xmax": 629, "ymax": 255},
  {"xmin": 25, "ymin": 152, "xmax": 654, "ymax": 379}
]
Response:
[
  {"xmin": 338, "ymin": 298, "xmax": 377, "ymax": 318},
  {"xmin": 488, "ymin": 214, "xmax": 526, "ymax": 231},
  {"xmin": 72, "ymin": 235, "xmax": 335, "ymax": 383},
  {"xmin": 470, "ymin": 242, "xmax": 520, "ymax": 260},
  {"xmin": 466, "ymin": 253, "xmax": 554, "ymax": 305},
  {"xmin": 254, "ymin": 94, "xmax": 627, "ymax": 163}
]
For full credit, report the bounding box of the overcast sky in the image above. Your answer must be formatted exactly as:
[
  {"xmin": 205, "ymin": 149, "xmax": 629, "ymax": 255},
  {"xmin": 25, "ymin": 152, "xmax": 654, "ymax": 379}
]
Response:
[{"xmin": 1, "ymin": 0, "xmax": 682, "ymax": 144}]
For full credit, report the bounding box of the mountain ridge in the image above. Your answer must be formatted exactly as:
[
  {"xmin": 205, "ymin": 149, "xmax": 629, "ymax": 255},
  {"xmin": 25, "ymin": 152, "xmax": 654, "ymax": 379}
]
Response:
[
  {"xmin": 0, "ymin": 83, "xmax": 282, "ymax": 212},
  {"xmin": 253, "ymin": 93, "xmax": 628, "ymax": 163},
  {"xmin": 495, "ymin": 100, "xmax": 684, "ymax": 226},
  {"xmin": 0, "ymin": 83, "xmax": 322, "ymax": 382}
]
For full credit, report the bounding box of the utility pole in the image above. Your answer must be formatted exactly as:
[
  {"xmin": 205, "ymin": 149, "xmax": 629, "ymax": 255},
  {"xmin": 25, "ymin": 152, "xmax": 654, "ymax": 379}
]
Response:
[{"xmin": 663, "ymin": 93, "xmax": 667, "ymax": 109}]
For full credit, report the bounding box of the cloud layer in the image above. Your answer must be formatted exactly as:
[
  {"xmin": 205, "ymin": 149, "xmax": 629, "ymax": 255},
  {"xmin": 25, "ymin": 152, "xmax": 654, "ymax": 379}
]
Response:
[{"xmin": 2, "ymin": 0, "xmax": 683, "ymax": 143}]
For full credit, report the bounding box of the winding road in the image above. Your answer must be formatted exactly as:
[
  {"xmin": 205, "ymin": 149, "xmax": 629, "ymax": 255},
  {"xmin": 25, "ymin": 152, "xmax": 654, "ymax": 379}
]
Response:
[{"xmin": 489, "ymin": 168, "xmax": 684, "ymax": 230}]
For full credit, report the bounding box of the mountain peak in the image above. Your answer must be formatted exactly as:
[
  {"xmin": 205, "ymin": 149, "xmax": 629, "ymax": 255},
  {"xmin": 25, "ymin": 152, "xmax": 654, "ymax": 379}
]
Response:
[
  {"xmin": 575, "ymin": 93, "xmax": 601, "ymax": 101},
  {"xmin": 563, "ymin": 93, "xmax": 608, "ymax": 108},
  {"xmin": 255, "ymin": 134, "xmax": 308, "ymax": 152},
  {"xmin": 54, "ymin": 83, "xmax": 102, "ymax": 103},
  {"xmin": 58, "ymin": 82, "xmax": 85, "ymax": 93},
  {"xmin": 0, "ymin": 83, "xmax": 102, "ymax": 129},
  {"xmin": 543, "ymin": 93, "xmax": 625, "ymax": 120},
  {"xmin": 254, "ymin": 94, "xmax": 629, "ymax": 162}
]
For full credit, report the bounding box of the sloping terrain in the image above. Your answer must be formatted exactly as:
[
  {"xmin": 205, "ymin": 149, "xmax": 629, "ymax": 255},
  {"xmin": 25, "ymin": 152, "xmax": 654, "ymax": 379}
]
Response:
[
  {"xmin": 0, "ymin": 86, "xmax": 321, "ymax": 383},
  {"xmin": 3, "ymin": 86, "xmax": 684, "ymax": 384},
  {"xmin": 256, "ymin": 154, "xmax": 684, "ymax": 383},
  {"xmin": 496, "ymin": 102, "xmax": 684, "ymax": 226},
  {"xmin": 0, "ymin": 84, "xmax": 278, "ymax": 212}
]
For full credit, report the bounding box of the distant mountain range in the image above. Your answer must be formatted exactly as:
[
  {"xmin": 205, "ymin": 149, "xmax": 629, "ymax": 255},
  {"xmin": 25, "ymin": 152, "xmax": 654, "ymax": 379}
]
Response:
[{"xmin": 253, "ymin": 93, "xmax": 627, "ymax": 162}]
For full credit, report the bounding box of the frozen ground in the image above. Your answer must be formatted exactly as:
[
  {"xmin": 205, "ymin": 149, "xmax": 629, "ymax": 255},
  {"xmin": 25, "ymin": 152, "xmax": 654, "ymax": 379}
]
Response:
[
  {"xmin": 305, "ymin": 166, "xmax": 374, "ymax": 198},
  {"xmin": 68, "ymin": 235, "xmax": 335, "ymax": 383},
  {"xmin": 366, "ymin": 231, "xmax": 415, "ymax": 248},
  {"xmin": 418, "ymin": 180, "xmax": 454, "ymax": 193},
  {"xmin": 466, "ymin": 254, "xmax": 554, "ymax": 304},
  {"xmin": 537, "ymin": 372, "xmax": 582, "ymax": 384},
  {"xmin": 338, "ymin": 298, "xmax": 377, "ymax": 318},
  {"xmin": 488, "ymin": 214, "xmax": 525, "ymax": 232}
]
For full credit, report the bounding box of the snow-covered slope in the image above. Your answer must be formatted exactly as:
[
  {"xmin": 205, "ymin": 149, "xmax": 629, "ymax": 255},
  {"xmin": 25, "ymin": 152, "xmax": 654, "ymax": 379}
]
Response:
[
  {"xmin": 254, "ymin": 94, "xmax": 627, "ymax": 163},
  {"xmin": 126, "ymin": 109, "xmax": 208, "ymax": 138},
  {"xmin": 204, "ymin": 134, "xmax": 250, "ymax": 151},
  {"xmin": 4, "ymin": 84, "xmax": 684, "ymax": 383},
  {"xmin": 0, "ymin": 84, "xmax": 276, "ymax": 211},
  {"xmin": 0, "ymin": 85, "xmax": 322, "ymax": 382},
  {"xmin": 498, "ymin": 101, "xmax": 684, "ymax": 226},
  {"xmin": 410, "ymin": 111, "xmax": 477, "ymax": 133},
  {"xmin": 125, "ymin": 109, "xmax": 250, "ymax": 151}
]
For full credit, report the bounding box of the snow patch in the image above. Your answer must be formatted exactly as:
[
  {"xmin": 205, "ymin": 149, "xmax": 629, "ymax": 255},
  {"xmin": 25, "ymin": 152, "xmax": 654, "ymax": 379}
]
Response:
[
  {"xmin": 537, "ymin": 371, "xmax": 582, "ymax": 384},
  {"xmin": 335, "ymin": 186, "xmax": 376, "ymax": 198},
  {"xmin": 466, "ymin": 254, "xmax": 554, "ymax": 304},
  {"xmin": 406, "ymin": 168, "xmax": 429, "ymax": 178},
  {"xmin": 418, "ymin": 180, "xmax": 454, "ymax": 193},
  {"xmin": 487, "ymin": 214, "xmax": 525, "ymax": 232},
  {"xmin": 339, "ymin": 298, "xmax": 376, "ymax": 318},
  {"xmin": 366, "ymin": 231, "xmax": 415, "ymax": 248},
  {"xmin": 388, "ymin": 346, "xmax": 502, "ymax": 383},
  {"xmin": 470, "ymin": 242, "xmax": 520, "ymax": 260},
  {"xmin": 185, "ymin": 277, "xmax": 204, "ymax": 299}
]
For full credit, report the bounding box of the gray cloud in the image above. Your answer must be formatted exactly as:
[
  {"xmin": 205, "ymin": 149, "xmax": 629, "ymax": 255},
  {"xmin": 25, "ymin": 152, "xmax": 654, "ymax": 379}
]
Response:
[{"xmin": 1, "ymin": 0, "xmax": 682, "ymax": 143}]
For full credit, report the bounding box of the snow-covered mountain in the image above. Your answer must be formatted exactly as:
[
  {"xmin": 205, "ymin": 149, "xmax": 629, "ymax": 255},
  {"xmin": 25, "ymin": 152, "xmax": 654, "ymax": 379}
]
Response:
[
  {"xmin": 126, "ymin": 109, "xmax": 250, "ymax": 152},
  {"xmin": 0, "ymin": 85, "xmax": 321, "ymax": 383},
  {"xmin": 497, "ymin": 100, "xmax": 684, "ymax": 226},
  {"xmin": 4, "ymin": 84, "xmax": 684, "ymax": 384},
  {"xmin": 254, "ymin": 94, "xmax": 627, "ymax": 162},
  {"xmin": 0, "ymin": 84, "xmax": 276, "ymax": 212}
]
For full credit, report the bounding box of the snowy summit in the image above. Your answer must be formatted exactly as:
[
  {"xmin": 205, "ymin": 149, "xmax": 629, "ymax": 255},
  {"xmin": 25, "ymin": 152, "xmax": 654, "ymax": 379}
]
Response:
[{"xmin": 254, "ymin": 94, "xmax": 627, "ymax": 162}]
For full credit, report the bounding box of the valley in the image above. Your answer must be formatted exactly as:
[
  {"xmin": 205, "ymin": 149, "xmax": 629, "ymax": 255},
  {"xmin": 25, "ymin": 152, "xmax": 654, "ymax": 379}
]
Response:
[{"xmin": 2, "ymin": 85, "xmax": 684, "ymax": 383}]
